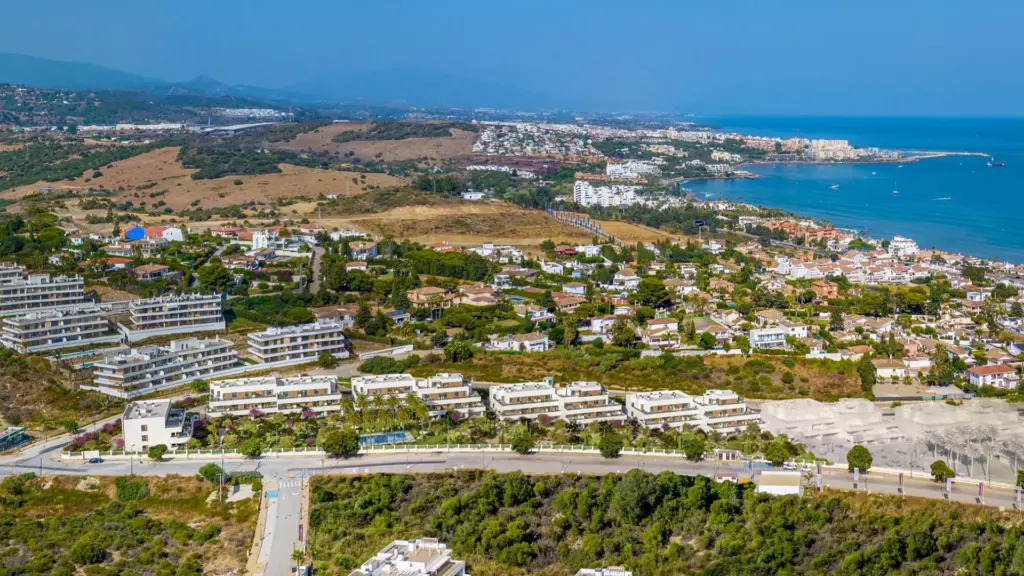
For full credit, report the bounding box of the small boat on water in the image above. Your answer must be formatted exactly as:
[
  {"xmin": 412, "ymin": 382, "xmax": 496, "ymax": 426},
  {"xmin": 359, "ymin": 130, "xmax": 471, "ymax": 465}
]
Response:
[
  {"xmin": 987, "ymin": 157, "xmax": 1005, "ymax": 167},
  {"xmin": 830, "ymin": 184, "xmax": 840, "ymax": 190},
  {"xmin": 897, "ymin": 165, "xmax": 904, "ymax": 169},
  {"xmin": 871, "ymin": 171, "xmax": 877, "ymax": 175},
  {"xmin": 892, "ymin": 183, "xmax": 900, "ymax": 197}
]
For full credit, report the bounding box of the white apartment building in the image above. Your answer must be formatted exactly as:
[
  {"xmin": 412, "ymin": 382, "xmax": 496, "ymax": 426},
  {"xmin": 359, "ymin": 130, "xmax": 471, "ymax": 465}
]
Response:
[
  {"xmin": 352, "ymin": 373, "xmax": 417, "ymax": 399},
  {"xmin": 349, "ymin": 539, "xmax": 466, "ymax": 576},
  {"xmin": 577, "ymin": 569, "xmax": 633, "ymax": 576},
  {"xmin": 124, "ymin": 293, "xmax": 225, "ymax": 342},
  {"xmin": 121, "ymin": 399, "xmax": 196, "ymax": 452},
  {"xmin": 208, "ymin": 374, "xmax": 344, "ymax": 417},
  {"xmin": 489, "ymin": 380, "xmax": 624, "ymax": 423},
  {"xmin": 606, "ymin": 159, "xmax": 659, "ymax": 179},
  {"xmin": 572, "ymin": 180, "xmax": 641, "ymax": 207},
  {"xmin": 626, "ymin": 391, "xmax": 701, "ymax": 430},
  {"xmin": 888, "ymin": 235, "xmax": 920, "ymax": 258},
  {"xmin": 695, "ymin": 389, "xmax": 762, "ymax": 435},
  {"xmin": 351, "ymin": 373, "xmax": 486, "ymax": 418},
  {"xmin": 0, "ymin": 262, "xmax": 24, "ymax": 283},
  {"xmin": 414, "ymin": 373, "xmax": 487, "ymax": 418},
  {"xmin": 0, "ymin": 305, "xmax": 120, "ymax": 353},
  {"xmin": 555, "ymin": 381, "xmax": 625, "ymax": 424},
  {"xmin": 749, "ymin": 327, "xmax": 788, "ymax": 350},
  {"xmin": 88, "ymin": 337, "xmax": 238, "ymax": 398},
  {"xmin": 246, "ymin": 321, "xmax": 349, "ymax": 364},
  {"xmin": 489, "ymin": 332, "xmax": 549, "ymax": 352},
  {"xmin": 627, "ymin": 389, "xmax": 761, "ymax": 434},
  {"xmin": 0, "ymin": 274, "xmax": 85, "ymax": 316},
  {"xmin": 489, "ymin": 382, "xmax": 562, "ymax": 421}
]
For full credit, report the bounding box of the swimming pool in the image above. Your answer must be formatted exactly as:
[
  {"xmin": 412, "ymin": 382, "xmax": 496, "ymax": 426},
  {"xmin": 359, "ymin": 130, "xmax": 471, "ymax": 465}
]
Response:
[
  {"xmin": 507, "ymin": 296, "xmax": 526, "ymax": 303},
  {"xmin": 359, "ymin": 431, "xmax": 414, "ymax": 446}
]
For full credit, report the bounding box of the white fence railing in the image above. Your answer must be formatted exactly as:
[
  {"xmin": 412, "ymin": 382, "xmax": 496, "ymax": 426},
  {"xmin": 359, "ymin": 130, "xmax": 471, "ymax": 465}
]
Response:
[{"xmin": 358, "ymin": 344, "xmax": 415, "ymax": 360}]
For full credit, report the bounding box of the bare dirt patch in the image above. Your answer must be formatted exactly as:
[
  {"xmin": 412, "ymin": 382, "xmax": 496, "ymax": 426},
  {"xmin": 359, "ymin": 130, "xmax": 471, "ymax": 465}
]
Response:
[
  {"xmin": 0, "ymin": 146, "xmax": 406, "ymax": 210},
  {"xmin": 334, "ymin": 203, "xmax": 593, "ymax": 246},
  {"xmin": 276, "ymin": 122, "xmax": 477, "ymax": 162}
]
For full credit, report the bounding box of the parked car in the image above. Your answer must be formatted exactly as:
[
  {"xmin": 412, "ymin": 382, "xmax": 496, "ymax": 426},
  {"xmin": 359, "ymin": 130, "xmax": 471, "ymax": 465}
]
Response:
[
  {"xmin": 782, "ymin": 462, "xmax": 798, "ymax": 471},
  {"xmin": 88, "ymin": 457, "xmax": 103, "ymax": 464}
]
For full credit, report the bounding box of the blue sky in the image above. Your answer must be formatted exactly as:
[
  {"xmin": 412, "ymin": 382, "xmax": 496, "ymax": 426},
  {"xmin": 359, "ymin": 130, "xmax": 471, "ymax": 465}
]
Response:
[{"xmin": 2, "ymin": 0, "xmax": 1021, "ymax": 115}]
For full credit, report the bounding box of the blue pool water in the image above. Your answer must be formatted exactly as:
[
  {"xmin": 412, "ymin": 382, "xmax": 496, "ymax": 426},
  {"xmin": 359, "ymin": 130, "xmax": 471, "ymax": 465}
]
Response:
[{"xmin": 359, "ymin": 431, "xmax": 414, "ymax": 446}]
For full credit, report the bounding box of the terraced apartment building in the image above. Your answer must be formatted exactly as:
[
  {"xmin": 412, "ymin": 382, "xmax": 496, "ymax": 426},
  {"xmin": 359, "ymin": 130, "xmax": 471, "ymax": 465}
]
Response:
[
  {"xmin": 207, "ymin": 374, "xmax": 344, "ymax": 417},
  {"xmin": 488, "ymin": 380, "xmax": 623, "ymax": 423},
  {"xmin": 0, "ymin": 262, "xmax": 24, "ymax": 283},
  {"xmin": 0, "ymin": 305, "xmax": 121, "ymax": 353},
  {"xmin": 350, "ymin": 373, "xmax": 486, "ymax": 418},
  {"xmin": 0, "ymin": 273, "xmax": 86, "ymax": 317},
  {"xmin": 246, "ymin": 321, "xmax": 349, "ymax": 364},
  {"xmin": 123, "ymin": 293, "xmax": 225, "ymax": 342},
  {"xmin": 87, "ymin": 337, "xmax": 238, "ymax": 398}
]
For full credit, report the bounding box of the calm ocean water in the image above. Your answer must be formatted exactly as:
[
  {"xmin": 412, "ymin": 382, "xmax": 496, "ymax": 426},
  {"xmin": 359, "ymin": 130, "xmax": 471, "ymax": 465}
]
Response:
[{"xmin": 685, "ymin": 117, "xmax": 1024, "ymax": 263}]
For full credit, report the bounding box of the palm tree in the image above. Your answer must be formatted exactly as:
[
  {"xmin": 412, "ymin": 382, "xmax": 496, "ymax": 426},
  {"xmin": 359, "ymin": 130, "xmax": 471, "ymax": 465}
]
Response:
[{"xmin": 372, "ymin": 395, "xmax": 387, "ymax": 430}]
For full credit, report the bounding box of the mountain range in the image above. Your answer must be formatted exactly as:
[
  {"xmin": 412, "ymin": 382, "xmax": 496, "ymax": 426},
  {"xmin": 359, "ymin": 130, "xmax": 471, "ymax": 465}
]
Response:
[{"xmin": 0, "ymin": 52, "xmax": 556, "ymax": 110}]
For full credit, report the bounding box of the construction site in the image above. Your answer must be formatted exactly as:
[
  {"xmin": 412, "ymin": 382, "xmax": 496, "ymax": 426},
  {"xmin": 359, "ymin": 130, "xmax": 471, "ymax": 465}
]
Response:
[{"xmin": 760, "ymin": 397, "xmax": 1024, "ymax": 484}]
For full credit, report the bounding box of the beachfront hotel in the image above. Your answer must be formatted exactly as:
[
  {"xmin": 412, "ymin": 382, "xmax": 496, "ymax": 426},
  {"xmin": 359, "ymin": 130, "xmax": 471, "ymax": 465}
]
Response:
[
  {"xmin": 124, "ymin": 293, "xmax": 225, "ymax": 342},
  {"xmin": 0, "ymin": 273, "xmax": 86, "ymax": 317},
  {"xmin": 246, "ymin": 321, "xmax": 350, "ymax": 364},
  {"xmin": 0, "ymin": 305, "xmax": 120, "ymax": 353},
  {"xmin": 207, "ymin": 374, "xmax": 344, "ymax": 417},
  {"xmin": 87, "ymin": 337, "xmax": 238, "ymax": 398}
]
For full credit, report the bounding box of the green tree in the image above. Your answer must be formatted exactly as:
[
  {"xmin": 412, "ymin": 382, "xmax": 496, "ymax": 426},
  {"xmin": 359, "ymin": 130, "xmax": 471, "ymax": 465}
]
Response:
[
  {"xmin": 765, "ymin": 443, "xmax": 789, "ymax": 467},
  {"xmin": 847, "ymin": 445, "xmax": 873, "ymax": 473},
  {"xmin": 190, "ymin": 379, "xmax": 210, "ymax": 393},
  {"xmin": 539, "ymin": 290, "xmax": 556, "ymax": 311},
  {"xmin": 598, "ymin": 432, "xmax": 624, "ymax": 458},
  {"xmin": 197, "ymin": 463, "xmax": 226, "ymax": 484},
  {"xmin": 611, "ymin": 319, "xmax": 636, "ymax": 348},
  {"xmin": 444, "ymin": 339, "xmax": 474, "ymax": 363},
  {"xmin": 238, "ymin": 438, "xmax": 263, "ymax": 459},
  {"xmin": 829, "ymin": 310, "xmax": 844, "ymax": 332},
  {"xmin": 147, "ymin": 444, "xmax": 168, "ymax": 461},
  {"xmin": 320, "ymin": 429, "xmax": 361, "ymax": 458},
  {"xmin": 292, "ymin": 548, "xmax": 307, "ymax": 565},
  {"xmin": 683, "ymin": 436, "xmax": 707, "ymax": 461},
  {"xmin": 699, "ymin": 331, "xmax": 716, "ymax": 350},
  {"xmin": 196, "ymin": 261, "xmax": 233, "ymax": 292},
  {"xmin": 512, "ymin": 432, "xmax": 535, "ymax": 455},
  {"xmin": 930, "ymin": 460, "xmax": 954, "ymax": 483},
  {"xmin": 317, "ymin": 351, "xmax": 339, "ymax": 369},
  {"xmin": 631, "ymin": 278, "xmax": 671, "ymax": 308},
  {"xmin": 355, "ymin": 301, "xmax": 373, "ymax": 328},
  {"xmin": 857, "ymin": 353, "xmax": 876, "ymax": 396}
]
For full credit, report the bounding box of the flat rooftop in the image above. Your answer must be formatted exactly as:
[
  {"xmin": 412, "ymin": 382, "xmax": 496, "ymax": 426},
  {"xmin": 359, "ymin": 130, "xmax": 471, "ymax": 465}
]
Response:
[{"xmin": 124, "ymin": 400, "xmax": 172, "ymax": 420}]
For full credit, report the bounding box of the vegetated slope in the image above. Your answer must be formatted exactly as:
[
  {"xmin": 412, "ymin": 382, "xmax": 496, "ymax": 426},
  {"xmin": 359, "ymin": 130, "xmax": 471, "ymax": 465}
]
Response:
[
  {"xmin": 310, "ymin": 471, "xmax": 1020, "ymax": 576},
  {"xmin": 411, "ymin": 350, "xmax": 861, "ymax": 400},
  {"xmin": 0, "ymin": 139, "xmax": 169, "ymax": 191},
  {"xmin": 0, "ymin": 474, "xmax": 256, "ymax": 574},
  {"xmin": 0, "ymin": 348, "xmax": 123, "ymax": 429},
  {"xmin": 276, "ymin": 122, "xmax": 477, "ymax": 163},
  {"xmin": 331, "ymin": 121, "xmax": 478, "ymax": 143},
  {"xmin": 322, "ymin": 189, "xmax": 592, "ymax": 245},
  {"xmin": 0, "ymin": 146, "xmax": 405, "ymax": 211}
]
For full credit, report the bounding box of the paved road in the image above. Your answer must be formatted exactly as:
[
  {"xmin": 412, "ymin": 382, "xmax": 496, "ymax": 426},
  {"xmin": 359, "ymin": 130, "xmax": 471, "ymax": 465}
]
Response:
[
  {"xmin": 309, "ymin": 246, "xmax": 325, "ymax": 294},
  {"xmin": 3, "ymin": 451, "xmax": 1015, "ymax": 575}
]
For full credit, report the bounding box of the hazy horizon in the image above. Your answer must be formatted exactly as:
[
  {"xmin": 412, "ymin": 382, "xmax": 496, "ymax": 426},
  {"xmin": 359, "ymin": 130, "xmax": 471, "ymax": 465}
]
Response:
[{"xmin": 1, "ymin": 0, "xmax": 1021, "ymax": 116}]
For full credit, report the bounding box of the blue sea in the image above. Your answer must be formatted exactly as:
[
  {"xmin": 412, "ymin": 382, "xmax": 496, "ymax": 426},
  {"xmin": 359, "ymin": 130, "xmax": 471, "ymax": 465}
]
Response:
[{"xmin": 684, "ymin": 116, "xmax": 1024, "ymax": 263}]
